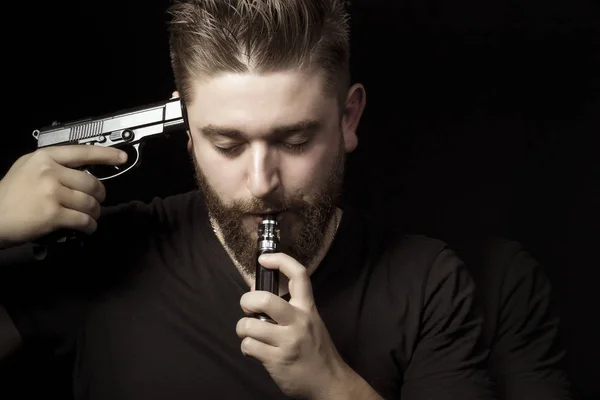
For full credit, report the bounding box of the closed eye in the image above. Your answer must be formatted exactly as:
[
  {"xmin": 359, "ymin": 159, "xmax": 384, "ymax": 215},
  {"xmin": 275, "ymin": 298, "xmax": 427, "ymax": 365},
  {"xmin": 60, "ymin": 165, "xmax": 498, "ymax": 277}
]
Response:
[
  {"xmin": 213, "ymin": 140, "xmax": 311, "ymax": 156},
  {"xmin": 281, "ymin": 141, "xmax": 309, "ymax": 153}
]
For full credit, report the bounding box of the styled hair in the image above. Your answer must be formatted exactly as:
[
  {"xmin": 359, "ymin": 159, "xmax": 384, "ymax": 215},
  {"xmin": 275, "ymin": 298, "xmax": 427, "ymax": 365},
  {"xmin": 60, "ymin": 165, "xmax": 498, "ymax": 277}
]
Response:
[{"xmin": 166, "ymin": 0, "xmax": 351, "ymax": 106}]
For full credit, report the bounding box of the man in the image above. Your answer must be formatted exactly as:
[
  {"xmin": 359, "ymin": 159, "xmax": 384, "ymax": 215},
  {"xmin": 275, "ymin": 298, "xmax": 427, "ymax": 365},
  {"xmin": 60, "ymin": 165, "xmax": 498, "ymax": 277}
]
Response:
[{"xmin": 0, "ymin": 1, "xmax": 494, "ymax": 398}]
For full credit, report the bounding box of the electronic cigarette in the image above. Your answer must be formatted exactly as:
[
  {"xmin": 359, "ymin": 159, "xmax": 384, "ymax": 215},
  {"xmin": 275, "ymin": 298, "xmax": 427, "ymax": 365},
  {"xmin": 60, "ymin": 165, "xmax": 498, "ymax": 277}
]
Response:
[{"xmin": 255, "ymin": 215, "xmax": 280, "ymax": 324}]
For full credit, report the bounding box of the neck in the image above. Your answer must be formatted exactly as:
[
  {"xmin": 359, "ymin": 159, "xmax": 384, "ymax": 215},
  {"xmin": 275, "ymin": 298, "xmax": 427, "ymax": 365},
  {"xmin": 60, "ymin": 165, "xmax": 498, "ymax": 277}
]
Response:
[{"xmin": 210, "ymin": 208, "xmax": 342, "ymax": 296}]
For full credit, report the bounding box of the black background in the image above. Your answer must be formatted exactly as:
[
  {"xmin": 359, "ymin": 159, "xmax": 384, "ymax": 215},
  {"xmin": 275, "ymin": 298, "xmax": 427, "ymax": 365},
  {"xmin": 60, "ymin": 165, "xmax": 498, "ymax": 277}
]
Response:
[{"xmin": 1, "ymin": 0, "xmax": 599, "ymax": 398}]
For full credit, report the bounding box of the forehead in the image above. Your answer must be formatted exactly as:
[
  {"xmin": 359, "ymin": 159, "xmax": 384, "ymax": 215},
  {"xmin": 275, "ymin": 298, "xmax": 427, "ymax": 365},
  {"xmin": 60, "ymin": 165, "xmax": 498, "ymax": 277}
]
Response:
[{"xmin": 186, "ymin": 70, "xmax": 338, "ymax": 134}]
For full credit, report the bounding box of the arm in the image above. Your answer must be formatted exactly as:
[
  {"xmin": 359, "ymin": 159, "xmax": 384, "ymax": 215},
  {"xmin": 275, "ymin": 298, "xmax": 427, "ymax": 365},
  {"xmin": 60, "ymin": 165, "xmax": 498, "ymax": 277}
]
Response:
[
  {"xmin": 312, "ymin": 362, "xmax": 384, "ymax": 400},
  {"xmin": 0, "ymin": 242, "xmax": 43, "ymax": 361},
  {"xmin": 401, "ymin": 247, "xmax": 496, "ymax": 399},
  {"xmin": 0, "ymin": 240, "xmax": 82, "ymax": 362},
  {"xmin": 489, "ymin": 247, "xmax": 573, "ymax": 399},
  {"xmin": 0, "ymin": 201, "xmax": 147, "ymax": 363},
  {"xmin": 0, "ymin": 242, "xmax": 88, "ymax": 398}
]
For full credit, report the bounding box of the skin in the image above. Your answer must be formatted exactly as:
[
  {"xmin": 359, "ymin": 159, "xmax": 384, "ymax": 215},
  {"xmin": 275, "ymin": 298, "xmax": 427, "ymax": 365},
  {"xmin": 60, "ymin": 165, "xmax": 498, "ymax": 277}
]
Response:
[
  {"xmin": 0, "ymin": 145, "xmax": 126, "ymax": 249},
  {"xmin": 184, "ymin": 68, "xmax": 365, "ymax": 292},
  {"xmin": 180, "ymin": 68, "xmax": 380, "ymax": 399}
]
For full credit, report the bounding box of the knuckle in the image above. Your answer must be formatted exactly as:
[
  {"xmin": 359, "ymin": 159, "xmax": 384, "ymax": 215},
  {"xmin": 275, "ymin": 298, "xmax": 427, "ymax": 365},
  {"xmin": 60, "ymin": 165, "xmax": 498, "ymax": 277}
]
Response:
[
  {"xmin": 81, "ymin": 213, "xmax": 96, "ymax": 231},
  {"xmin": 41, "ymin": 178, "xmax": 60, "ymax": 198},
  {"xmin": 37, "ymin": 160, "xmax": 56, "ymax": 177},
  {"xmin": 90, "ymin": 200, "xmax": 102, "ymax": 220},
  {"xmin": 32, "ymin": 149, "xmax": 53, "ymax": 166},
  {"xmin": 79, "ymin": 192, "xmax": 97, "ymax": 217},
  {"xmin": 90, "ymin": 220, "xmax": 99, "ymax": 233},
  {"xmin": 236, "ymin": 318, "xmax": 248, "ymax": 336},
  {"xmin": 241, "ymin": 337, "xmax": 252, "ymax": 351},
  {"xmin": 93, "ymin": 179, "xmax": 106, "ymax": 201},
  {"xmin": 245, "ymin": 317, "xmax": 257, "ymax": 333},
  {"xmin": 83, "ymin": 192, "xmax": 96, "ymax": 210},
  {"xmin": 74, "ymin": 212, "xmax": 87, "ymax": 227},
  {"xmin": 258, "ymin": 294, "xmax": 272, "ymax": 310},
  {"xmin": 43, "ymin": 202, "xmax": 61, "ymax": 222},
  {"xmin": 31, "ymin": 148, "xmax": 48, "ymax": 160}
]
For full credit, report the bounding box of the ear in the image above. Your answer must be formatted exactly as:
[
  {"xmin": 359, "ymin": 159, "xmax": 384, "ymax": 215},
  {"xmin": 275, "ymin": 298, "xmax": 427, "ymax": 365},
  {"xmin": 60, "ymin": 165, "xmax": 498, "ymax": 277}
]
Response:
[{"xmin": 341, "ymin": 83, "xmax": 367, "ymax": 153}]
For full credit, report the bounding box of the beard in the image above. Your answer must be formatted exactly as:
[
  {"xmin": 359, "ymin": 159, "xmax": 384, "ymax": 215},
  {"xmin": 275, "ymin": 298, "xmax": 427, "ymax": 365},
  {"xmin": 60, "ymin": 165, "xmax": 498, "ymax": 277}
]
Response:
[{"xmin": 190, "ymin": 136, "xmax": 346, "ymax": 277}]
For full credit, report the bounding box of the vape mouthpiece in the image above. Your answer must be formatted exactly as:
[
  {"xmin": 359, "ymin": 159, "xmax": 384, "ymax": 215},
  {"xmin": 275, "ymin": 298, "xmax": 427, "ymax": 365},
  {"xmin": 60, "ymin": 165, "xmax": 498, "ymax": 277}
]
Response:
[{"xmin": 258, "ymin": 215, "xmax": 279, "ymax": 253}]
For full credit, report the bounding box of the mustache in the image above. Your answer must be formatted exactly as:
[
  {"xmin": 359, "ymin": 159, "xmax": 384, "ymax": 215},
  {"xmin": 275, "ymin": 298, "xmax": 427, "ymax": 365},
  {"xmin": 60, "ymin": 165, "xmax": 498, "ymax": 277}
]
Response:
[{"xmin": 226, "ymin": 197, "xmax": 309, "ymax": 215}]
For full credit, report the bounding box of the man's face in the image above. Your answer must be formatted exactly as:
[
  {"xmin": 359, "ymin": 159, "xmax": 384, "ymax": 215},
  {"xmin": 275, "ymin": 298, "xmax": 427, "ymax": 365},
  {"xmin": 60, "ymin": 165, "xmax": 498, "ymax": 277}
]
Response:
[{"xmin": 185, "ymin": 69, "xmax": 357, "ymax": 276}]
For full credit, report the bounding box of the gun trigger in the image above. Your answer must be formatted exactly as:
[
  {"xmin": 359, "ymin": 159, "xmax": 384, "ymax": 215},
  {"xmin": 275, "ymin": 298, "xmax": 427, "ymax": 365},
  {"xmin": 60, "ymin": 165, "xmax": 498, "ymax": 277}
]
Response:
[{"xmin": 95, "ymin": 143, "xmax": 141, "ymax": 181}]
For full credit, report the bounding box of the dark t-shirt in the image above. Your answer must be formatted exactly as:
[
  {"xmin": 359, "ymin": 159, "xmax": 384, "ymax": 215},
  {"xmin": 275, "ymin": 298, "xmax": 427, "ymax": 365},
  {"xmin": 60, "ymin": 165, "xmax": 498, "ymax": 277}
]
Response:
[
  {"xmin": 0, "ymin": 190, "xmax": 494, "ymax": 399},
  {"xmin": 450, "ymin": 237, "xmax": 573, "ymax": 399}
]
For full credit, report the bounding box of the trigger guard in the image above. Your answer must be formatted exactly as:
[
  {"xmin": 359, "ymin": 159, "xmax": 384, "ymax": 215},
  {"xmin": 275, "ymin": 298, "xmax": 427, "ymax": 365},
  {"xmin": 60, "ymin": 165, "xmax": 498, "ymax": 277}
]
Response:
[{"xmin": 87, "ymin": 143, "xmax": 142, "ymax": 181}]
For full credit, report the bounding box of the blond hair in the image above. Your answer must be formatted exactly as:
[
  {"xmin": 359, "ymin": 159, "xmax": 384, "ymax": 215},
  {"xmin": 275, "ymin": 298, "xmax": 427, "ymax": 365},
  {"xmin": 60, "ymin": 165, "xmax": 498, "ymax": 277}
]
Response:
[{"xmin": 167, "ymin": 0, "xmax": 351, "ymax": 106}]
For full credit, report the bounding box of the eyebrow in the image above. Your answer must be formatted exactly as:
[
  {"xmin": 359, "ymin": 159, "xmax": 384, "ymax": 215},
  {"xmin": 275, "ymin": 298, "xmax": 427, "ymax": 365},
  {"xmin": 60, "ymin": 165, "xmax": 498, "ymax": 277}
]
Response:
[{"xmin": 198, "ymin": 120, "xmax": 322, "ymax": 140}]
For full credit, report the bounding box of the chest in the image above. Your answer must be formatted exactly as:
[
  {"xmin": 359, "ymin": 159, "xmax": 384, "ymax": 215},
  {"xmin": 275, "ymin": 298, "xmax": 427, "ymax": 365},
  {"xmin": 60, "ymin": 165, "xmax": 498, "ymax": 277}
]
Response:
[
  {"xmin": 73, "ymin": 253, "xmax": 406, "ymax": 400},
  {"xmin": 73, "ymin": 256, "xmax": 290, "ymax": 400}
]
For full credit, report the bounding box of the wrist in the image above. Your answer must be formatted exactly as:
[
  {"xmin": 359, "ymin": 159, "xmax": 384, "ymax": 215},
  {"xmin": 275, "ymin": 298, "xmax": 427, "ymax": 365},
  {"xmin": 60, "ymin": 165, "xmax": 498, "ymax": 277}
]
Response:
[{"xmin": 313, "ymin": 359, "xmax": 383, "ymax": 400}]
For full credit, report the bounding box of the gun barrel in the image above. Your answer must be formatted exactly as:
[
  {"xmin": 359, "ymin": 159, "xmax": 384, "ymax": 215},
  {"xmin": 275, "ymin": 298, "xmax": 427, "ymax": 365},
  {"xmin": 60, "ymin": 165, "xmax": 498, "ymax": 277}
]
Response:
[{"xmin": 34, "ymin": 98, "xmax": 185, "ymax": 148}]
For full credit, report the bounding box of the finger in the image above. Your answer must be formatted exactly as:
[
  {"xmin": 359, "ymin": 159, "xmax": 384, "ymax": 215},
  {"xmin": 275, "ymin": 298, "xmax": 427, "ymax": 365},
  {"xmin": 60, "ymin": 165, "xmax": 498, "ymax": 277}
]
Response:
[
  {"xmin": 56, "ymin": 207, "xmax": 98, "ymax": 235},
  {"xmin": 171, "ymin": 91, "xmax": 179, "ymax": 99},
  {"xmin": 240, "ymin": 336, "xmax": 279, "ymax": 364},
  {"xmin": 236, "ymin": 317, "xmax": 280, "ymax": 346},
  {"xmin": 43, "ymin": 145, "xmax": 127, "ymax": 169},
  {"xmin": 57, "ymin": 167, "xmax": 107, "ymax": 203},
  {"xmin": 240, "ymin": 291, "xmax": 296, "ymax": 326},
  {"xmin": 56, "ymin": 186, "xmax": 102, "ymax": 221},
  {"xmin": 258, "ymin": 253, "xmax": 315, "ymax": 310}
]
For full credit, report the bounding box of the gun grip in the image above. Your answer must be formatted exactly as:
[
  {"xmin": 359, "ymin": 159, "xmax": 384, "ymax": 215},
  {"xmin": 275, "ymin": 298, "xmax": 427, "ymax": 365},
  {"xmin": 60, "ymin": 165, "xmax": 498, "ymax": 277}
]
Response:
[{"xmin": 34, "ymin": 228, "xmax": 80, "ymax": 247}]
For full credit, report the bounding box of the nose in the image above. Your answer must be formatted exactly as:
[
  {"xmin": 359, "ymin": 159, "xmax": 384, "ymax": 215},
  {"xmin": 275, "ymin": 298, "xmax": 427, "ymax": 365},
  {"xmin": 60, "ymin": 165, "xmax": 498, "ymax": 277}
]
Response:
[{"xmin": 246, "ymin": 143, "xmax": 280, "ymax": 199}]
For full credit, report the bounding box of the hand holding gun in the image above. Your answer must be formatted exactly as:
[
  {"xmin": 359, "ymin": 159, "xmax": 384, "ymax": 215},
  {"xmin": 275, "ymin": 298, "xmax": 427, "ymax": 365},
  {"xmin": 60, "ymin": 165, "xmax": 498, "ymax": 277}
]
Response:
[{"xmin": 0, "ymin": 97, "xmax": 188, "ymax": 251}]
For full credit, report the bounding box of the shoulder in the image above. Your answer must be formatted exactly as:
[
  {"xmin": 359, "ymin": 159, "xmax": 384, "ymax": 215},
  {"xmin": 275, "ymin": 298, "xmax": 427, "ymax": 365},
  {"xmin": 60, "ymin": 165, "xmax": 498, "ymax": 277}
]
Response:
[
  {"xmin": 381, "ymin": 234, "xmax": 450, "ymax": 267},
  {"xmin": 481, "ymin": 237, "xmax": 529, "ymax": 269},
  {"xmin": 379, "ymin": 232, "xmax": 462, "ymax": 278},
  {"xmin": 476, "ymin": 236, "xmax": 542, "ymax": 289},
  {"xmin": 85, "ymin": 190, "xmax": 206, "ymax": 249},
  {"xmin": 98, "ymin": 190, "xmax": 204, "ymax": 229},
  {"xmin": 351, "ymin": 209, "xmax": 466, "ymax": 289},
  {"xmin": 371, "ymin": 231, "xmax": 469, "ymax": 305},
  {"xmin": 443, "ymin": 236, "xmax": 538, "ymax": 287},
  {"xmin": 483, "ymin": 237, "xmax": 549, "ymax": 295}
]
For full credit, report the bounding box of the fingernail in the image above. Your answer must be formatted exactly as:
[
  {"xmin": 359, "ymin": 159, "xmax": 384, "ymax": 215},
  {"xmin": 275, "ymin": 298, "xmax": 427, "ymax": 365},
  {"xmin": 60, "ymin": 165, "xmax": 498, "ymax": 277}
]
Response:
[
  {"xmin": 119, "ymin": 151, "xmax": 128, "ymax": 161},
  {"xmin": 258, "ymin": 254, "xmax": 272, "ymax": 262}
]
